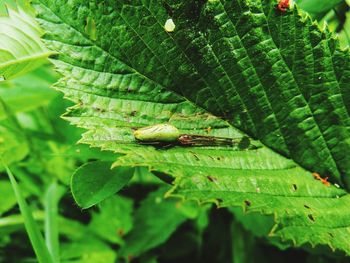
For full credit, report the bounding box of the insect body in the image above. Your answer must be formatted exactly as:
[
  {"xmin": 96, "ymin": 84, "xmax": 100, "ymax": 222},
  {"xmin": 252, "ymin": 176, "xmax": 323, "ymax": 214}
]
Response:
[
  {"xmin": 133, "ymin": 123, "xmax": 180, "ymax": 142},
  {"xmin": 133, "ymin": 123, "xmax": 255, "ymax": 149},
  {"xmin": 312, "ymin": 172, "xmax": 330, "ymax": 187},
  {"xmin": 277, "ymin": 0, "xmax": 290, "ymax": 13}
]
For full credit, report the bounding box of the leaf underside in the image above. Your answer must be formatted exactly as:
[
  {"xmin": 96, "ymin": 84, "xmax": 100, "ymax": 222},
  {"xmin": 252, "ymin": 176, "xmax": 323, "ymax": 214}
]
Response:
[{"xmin": 31, "ymin": 0, "xmax": 350, "ymax": 255}]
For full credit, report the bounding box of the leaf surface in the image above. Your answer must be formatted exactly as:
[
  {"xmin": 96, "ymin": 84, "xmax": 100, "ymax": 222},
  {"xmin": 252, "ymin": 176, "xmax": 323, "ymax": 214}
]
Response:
[{"xmin": 31, "ymin": 0, "xmax": 350, "ymax": 254}]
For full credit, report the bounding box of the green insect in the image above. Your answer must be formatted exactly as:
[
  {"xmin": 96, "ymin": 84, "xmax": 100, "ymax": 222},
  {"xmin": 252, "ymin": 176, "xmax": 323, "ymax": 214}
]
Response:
[
  {"xmin": 133, "ymin": 123, "xmax": 255, "ymax": 149},
  {"xmin": 133, "ymin": 123, "xmax": 180, "ymax": 142}
]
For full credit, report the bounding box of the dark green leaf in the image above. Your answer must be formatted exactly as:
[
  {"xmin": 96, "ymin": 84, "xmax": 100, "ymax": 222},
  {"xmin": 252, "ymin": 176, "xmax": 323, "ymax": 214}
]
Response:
[
  {"xmin": 31, "ymin": 0, "xmax": 350, "ymax": 254},
  {"xmin": 89, "ymin": 195, "xmax": 133, "ymax": 245},
  {"xmin": 120, "ymin": 187, "xmax": 187, "ymax": 258}
]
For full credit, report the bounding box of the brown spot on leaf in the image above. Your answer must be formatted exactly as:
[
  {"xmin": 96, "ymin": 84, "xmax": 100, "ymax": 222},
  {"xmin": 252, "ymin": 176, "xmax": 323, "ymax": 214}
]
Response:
[
  {"xmin": 117, "ymin": 229, "xmax": 124, "ymax": 236},
  {"xmin": 127, "ymin": 255, "xmax": 134, "ymax": 262}
]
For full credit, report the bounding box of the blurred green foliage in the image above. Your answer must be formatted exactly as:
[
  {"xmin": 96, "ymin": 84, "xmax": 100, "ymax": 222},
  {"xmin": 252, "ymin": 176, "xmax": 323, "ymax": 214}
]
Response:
[{"xmin": 296, "ymin": 0, "xmax": 350, "ymax": 48}]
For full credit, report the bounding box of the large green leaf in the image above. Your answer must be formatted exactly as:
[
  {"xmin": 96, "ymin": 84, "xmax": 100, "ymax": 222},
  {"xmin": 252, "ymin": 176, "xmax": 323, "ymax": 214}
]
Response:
[
  {"xmin": 31, "ymin": 0, "xmax": 350, "ymax": 254},
  {"xmin": 0, "ymin": 5, "xmax": 53, "ymax": 80}
]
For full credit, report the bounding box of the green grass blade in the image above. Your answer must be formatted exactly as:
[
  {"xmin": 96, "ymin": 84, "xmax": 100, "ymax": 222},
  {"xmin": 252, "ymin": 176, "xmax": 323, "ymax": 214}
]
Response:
[
  {"xmin": 3, "ymin": 162, "xmax": 54, "ymax": 263},
  {"xmin": 44, "ymin": 181, "xmax": 63, "ymax": 263}
]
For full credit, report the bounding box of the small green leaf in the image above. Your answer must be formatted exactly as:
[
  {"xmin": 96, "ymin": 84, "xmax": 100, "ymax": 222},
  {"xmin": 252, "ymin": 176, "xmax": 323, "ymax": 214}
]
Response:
[
  {"xmin": 0, "ymin": 181, "xmax": 18, "ymax": 216},
  {"xmin": 120, "ymin": 187, "xmax": 187, "ymax": 258},
  {"xmin": 71, "ymin": 161, "xmax": 133, "ymax": 209},
  {"xmin": 89, "ymin": 195, "xmax": 133, "ymax": 245}
]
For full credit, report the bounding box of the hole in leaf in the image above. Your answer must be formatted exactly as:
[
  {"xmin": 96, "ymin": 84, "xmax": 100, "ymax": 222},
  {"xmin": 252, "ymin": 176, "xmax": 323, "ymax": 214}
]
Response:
[
  {"xmin": 93, "ymin": 107, "xmax": 104, "ymax": 112},
  {"xmin": 206, "ymin": 176, "xmax": 217, "ymax": 182},
  {"xmin": 190, "ymin": 151, "xmax": 200, "ymax": 161},
  {"xmin": 308, "ymin": 214, "xmax": 315, "ymax": 222},
  {"xmin": 244, "ymin": 200, "xmax": 251, "ymax": 206},
  {"xmin": 304, "ymin": 204, "xmax": 311, "ymax": 209},
  {"xmin": 217, "ymin": 198, "xmax": 223, "ymax": 203},
  {"xmin": 292, "ymin": 184, "xmax": 297, "ymax": 191}
]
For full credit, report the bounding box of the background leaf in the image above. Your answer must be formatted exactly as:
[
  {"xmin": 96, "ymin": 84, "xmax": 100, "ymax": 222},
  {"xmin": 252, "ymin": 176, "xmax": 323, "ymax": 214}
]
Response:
[
  {"xmin": 295, "ymin": 0, "xmax": 344, "ymax": 14},
  {"xmin": 0, "ymin": 6, "xmax": 52, "ymax": 80},
  {"xmin": 88, "ymin": 195, "xmax": 133, "ymax": 245},
  {"xmin": 119, "ymin": 187, "xmax": 189, "ymax": 259},
  {"xmin": 71, "ymin": 161, "xmax": 134, "ymax": 209}
]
